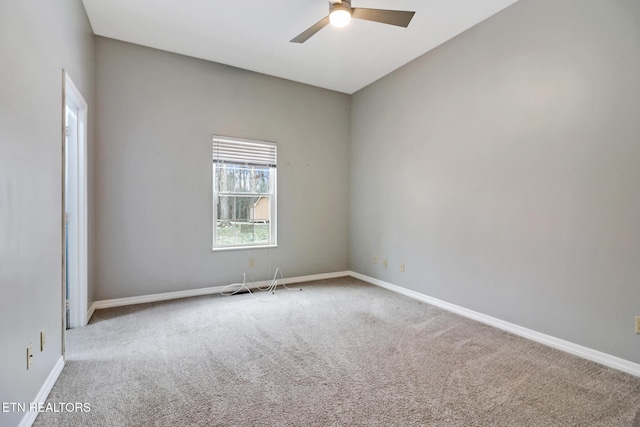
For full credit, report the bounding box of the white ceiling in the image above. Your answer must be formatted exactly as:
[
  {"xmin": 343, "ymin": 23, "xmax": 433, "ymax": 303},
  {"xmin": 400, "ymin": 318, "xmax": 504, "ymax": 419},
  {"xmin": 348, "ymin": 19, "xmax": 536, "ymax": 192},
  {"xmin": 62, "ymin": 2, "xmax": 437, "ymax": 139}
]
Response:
[{"xmin": 81, "ymin": 0, "xmax": 520, "ymax": 94}]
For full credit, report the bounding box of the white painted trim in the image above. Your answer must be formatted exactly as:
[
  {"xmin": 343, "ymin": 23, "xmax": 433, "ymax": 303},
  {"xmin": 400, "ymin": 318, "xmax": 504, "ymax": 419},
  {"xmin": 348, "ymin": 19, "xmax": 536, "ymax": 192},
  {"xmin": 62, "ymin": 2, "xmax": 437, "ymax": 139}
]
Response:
[
  {"xmin": 280, "ymin": 270, "xmax": 350, "ymax": 286},
  {"xmin": 93, "ymin": 286, "xmax": 230, "ymax": 310},
  {"xmin": 86, "ymin": 303, "xmax": 96, "ymax": 323},
  {"xmin": 91, "ymin": 271, "xmax": 351, "ymax": 311},
  {"xmin": 63, "ymin": 70, "xmax": 89, "ymax": 328},
  {"xmin": 18, "ymin": 356, "xmax": 65, "ymax": 427},
  {"xmin": 211, "ymin": 244, "xmax": 278, "ymax": 252},
  {"xmin": 350, "ymin": 271, "xmax": 640, "ymax": 378}
]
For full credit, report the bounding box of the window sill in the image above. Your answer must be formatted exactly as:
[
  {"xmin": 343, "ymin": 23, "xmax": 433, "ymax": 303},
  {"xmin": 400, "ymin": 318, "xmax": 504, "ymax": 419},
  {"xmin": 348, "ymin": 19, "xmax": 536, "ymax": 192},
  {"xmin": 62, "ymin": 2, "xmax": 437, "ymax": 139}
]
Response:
[{"xmin": 211, "ymin": 244, "xmax": 278, "ymax": 252}]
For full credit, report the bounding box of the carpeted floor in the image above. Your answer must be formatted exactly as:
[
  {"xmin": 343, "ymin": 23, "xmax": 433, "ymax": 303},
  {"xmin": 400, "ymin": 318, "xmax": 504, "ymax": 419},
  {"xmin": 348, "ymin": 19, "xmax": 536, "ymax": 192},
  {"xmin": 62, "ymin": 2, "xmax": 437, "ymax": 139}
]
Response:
[{"xmin": 35, "ymin": 277, "xmax": 640, "ymax": 426}]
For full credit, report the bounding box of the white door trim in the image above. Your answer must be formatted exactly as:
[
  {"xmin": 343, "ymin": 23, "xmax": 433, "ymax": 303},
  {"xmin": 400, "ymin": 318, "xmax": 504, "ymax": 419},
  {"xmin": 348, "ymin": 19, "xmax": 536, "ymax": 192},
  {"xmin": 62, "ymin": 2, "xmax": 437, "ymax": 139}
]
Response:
[{"xmin": 63, "ymin": 71, "xmax": 88, "ymax": 329}]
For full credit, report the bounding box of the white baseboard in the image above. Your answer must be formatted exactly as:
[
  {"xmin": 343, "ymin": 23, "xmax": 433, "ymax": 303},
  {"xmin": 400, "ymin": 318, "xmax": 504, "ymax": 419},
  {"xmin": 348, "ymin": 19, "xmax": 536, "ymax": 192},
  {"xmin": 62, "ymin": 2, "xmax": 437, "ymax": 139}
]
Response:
[
  {"xmin": 88, "ymin": 271, "xmax": 351, "ymax": 314},
  {"xmin": 349, "ymin": 271, "xmax": 640, "ymax": 378},
  {"xmin": 86, "ymin": 304, "xmax": 96, "ymax": 324},
  {"xmin": 18, "ymin": 356, "xmax": 65, "ymax": 427},
  {"xmin": 279, "ymin": 270, "xmax": 351, "ymax": 286},
  {"xmin": 88, "ymin": 270, "xmax": 639, "ymax": 377}
]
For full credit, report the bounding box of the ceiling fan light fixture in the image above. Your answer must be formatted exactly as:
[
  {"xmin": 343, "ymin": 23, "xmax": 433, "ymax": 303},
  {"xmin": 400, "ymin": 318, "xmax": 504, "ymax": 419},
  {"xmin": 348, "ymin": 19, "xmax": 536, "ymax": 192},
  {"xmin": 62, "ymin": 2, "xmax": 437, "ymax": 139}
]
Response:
[
  {"xmin": 329, "ymin": 5, "xmax": 351, "ymax": 27},
  {"xmin": 290, "ymin": 0, "xmax": 414, "ymax": 43}
]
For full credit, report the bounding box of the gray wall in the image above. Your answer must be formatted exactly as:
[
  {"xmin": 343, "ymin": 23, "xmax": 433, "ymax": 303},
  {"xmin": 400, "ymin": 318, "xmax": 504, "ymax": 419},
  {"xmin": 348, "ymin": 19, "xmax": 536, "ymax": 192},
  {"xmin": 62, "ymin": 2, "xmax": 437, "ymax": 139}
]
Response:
[
  {"xmin": 0, "ymin": 1, "xmax": 95, "ymax": 426},
  {"xmin": 94, "ymin": 37, "xmax": 350, "ymax": 300},
  {"xmin": 350, "ymin": 0, "xmax": 640, "ymax": 364}
]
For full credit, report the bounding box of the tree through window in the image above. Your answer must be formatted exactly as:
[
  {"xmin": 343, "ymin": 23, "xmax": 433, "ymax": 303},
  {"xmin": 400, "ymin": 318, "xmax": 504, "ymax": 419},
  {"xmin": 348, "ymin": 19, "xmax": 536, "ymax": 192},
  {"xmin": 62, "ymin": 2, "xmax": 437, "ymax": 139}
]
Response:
[{"xmin": 212, "ymin": 136, "xmax": 277, "ymax": 249}]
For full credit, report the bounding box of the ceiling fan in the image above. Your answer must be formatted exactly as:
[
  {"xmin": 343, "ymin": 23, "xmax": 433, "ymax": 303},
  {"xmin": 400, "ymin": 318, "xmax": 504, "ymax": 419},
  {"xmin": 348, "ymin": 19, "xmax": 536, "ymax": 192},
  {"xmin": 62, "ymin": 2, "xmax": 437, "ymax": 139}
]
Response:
[{"xmin": 291, "ymin": 0, "xmax": 415, "ymax": 43}]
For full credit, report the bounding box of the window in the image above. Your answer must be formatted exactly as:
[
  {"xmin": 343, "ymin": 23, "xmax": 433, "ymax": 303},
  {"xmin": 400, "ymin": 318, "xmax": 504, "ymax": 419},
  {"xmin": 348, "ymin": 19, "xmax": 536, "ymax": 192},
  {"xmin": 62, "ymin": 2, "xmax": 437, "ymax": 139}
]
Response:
[{"xmin": 212, "ymin": 135, "xmax": 277, "ymax": 250}]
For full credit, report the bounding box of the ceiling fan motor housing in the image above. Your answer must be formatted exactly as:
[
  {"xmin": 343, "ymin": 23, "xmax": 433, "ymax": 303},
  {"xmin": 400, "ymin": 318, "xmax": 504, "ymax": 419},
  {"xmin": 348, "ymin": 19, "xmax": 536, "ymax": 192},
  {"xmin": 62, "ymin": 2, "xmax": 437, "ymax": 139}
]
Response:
[{"xmin": 330, "ymin": 0, "xmax": 352, "ymax": 15}]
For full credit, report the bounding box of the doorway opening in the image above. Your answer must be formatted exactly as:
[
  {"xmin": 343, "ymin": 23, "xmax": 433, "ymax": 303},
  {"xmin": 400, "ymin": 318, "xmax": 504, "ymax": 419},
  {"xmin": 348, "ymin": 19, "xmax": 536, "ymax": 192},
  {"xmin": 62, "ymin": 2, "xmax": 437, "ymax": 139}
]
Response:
[{"xmin": 63, "ymin": 71, "xmax": 88, "ymax": 331}]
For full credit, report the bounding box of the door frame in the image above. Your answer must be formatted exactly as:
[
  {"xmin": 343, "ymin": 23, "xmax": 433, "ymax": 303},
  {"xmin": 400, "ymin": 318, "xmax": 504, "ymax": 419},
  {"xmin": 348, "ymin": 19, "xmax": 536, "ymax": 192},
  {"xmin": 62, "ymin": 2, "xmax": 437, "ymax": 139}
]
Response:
[{"xmin": 62, "ymin": 70, "xmax": 88, "ymax": 338}]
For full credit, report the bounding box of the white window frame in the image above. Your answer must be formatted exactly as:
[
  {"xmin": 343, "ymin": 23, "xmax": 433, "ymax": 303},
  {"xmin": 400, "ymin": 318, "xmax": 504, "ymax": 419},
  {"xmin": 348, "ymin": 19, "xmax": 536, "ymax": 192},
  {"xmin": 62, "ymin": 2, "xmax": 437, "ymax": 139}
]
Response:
[{"xmin": 212, "ymin": 135, "xmax": 277, "ymax": 251}]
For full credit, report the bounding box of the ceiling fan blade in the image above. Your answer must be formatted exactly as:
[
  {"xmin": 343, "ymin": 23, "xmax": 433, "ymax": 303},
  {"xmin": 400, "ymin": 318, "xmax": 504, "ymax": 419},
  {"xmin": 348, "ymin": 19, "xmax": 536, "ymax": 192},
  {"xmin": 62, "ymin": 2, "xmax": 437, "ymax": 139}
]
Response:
[
  {"xmin": 351, "ymin": 8, "xmax": 415, "ymax": 27},
  {"xmin": 290, "ymin": 16, "xmax": 331, "ymax": 43}
]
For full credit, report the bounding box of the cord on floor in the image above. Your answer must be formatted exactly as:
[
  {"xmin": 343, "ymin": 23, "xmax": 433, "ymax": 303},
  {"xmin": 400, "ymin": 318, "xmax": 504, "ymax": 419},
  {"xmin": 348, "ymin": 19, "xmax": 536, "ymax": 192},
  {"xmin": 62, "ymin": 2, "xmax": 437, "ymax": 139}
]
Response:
[{"xmin": 220, "ymin": 267, "xmax": 302, "ymax": 301}]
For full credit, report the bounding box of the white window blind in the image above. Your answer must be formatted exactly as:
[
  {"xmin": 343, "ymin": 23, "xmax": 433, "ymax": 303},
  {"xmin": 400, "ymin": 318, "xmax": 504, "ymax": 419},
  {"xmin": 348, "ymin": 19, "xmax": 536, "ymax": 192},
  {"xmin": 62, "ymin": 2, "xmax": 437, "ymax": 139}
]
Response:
[{"xmin": 212, "ymin": 135, "xmax": 277, "ymax": 168}]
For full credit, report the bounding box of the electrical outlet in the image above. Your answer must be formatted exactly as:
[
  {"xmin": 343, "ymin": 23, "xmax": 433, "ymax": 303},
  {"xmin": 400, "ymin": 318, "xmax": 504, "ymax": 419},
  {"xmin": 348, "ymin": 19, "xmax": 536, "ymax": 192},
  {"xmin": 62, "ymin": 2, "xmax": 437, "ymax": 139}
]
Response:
[
  {"xmin": 383, "ymin": 259, "xmax": 387, "ymax": 268},
  {"xmin": 249, "ymin": 258, "xmax": 255, "ymax": 268},
  {"xmin": 636, "ymin": 316, "xmax": 640, "ymax": 334},
  {"xmin": 400, "ymin": 263, "xmax": 405, "ymax": 273},
  {"xmin": 373, "ymin": 256, "xmax": 378, "ymax": 264},
  {"xmin": 40, "ymin": 330, "xmax": 46, "ymax": 352},
  {"xmin": 26, "ymin": 344, "xmax": 33, "ymax": 370}
]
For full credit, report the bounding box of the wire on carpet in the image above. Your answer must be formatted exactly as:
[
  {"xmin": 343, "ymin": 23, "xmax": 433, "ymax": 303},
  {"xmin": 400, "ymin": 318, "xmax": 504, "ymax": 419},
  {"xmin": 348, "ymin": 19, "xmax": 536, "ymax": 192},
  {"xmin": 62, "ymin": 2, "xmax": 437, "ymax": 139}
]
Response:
[{"xmin": 220, "ymin": 267, "xmax": 302, "ymax": 300}]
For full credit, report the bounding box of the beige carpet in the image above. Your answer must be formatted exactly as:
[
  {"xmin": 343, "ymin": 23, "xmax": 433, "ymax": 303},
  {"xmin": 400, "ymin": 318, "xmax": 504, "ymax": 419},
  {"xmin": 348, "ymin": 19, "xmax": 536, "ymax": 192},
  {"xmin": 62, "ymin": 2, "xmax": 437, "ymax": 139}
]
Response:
[{"xmin": 35, "ymin": 277, "xmax": 640, "ymax": 426}]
